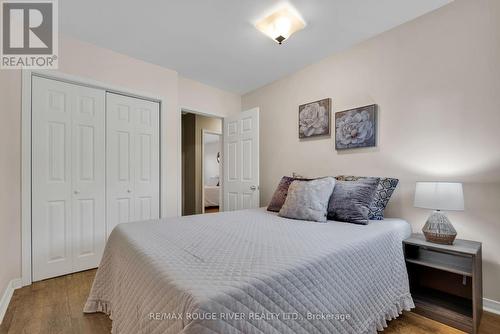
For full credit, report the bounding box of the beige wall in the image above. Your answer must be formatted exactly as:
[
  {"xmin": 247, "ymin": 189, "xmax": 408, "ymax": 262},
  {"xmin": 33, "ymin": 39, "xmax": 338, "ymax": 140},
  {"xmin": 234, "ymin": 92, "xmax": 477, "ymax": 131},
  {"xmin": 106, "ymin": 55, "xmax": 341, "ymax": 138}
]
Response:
[
  {"xmin": 179, "ymin": 76, "xmax": 241, "ymax": 117},
  {"xmin": 242, "ymin": 0, "xmax": 500, "ymax": 302},
  {"xmin": 0, "ymin": 70, "xmax": 22, "ymax": 307},
  {"xmin": 0, "ymin": 35, "xmax": 240, "ymax": 301}
]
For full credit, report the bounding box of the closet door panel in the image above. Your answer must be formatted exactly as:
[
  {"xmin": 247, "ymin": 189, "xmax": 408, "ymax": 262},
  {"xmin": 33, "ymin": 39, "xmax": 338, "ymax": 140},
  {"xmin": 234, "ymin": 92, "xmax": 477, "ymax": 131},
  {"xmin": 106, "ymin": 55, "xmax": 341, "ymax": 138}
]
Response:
[
  {"xmin": 134, "ymin": 102, "xmax": 160, "ymax": 221},
  {"xmin": 106, "ymin": 94, "xmax": 135, "ymax": 235},
  {"xmin": 71, "ymin": 87, "xmax": 106, "ymax": 271},
  {"xmin": 106, "ymin": 93, "xmax": 160, "ymax": 234},
  {"xmin": 32, "ymin": 77, "xmax": 73, "ymax": 281}
]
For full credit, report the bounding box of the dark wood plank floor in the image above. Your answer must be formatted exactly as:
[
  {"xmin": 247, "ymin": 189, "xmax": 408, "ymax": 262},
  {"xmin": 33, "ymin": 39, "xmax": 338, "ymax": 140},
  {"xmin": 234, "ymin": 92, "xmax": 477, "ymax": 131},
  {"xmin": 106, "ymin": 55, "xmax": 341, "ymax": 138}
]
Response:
[
  {"xmin": 205, "ymin": 206, "xmax": 219, "ymax": 213},
  {"xmin": 1, "ymin": 269, "xmax": 499, "ymax": 333}
]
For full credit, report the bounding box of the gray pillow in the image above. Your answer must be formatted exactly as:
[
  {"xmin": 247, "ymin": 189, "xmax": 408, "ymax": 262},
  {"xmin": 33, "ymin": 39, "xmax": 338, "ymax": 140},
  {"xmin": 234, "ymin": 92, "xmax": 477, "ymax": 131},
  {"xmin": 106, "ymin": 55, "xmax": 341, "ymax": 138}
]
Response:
[
  {"xmin": 335, "ymin": 175, "xmax": 399, "ymax": 220},
  {"xmin": 327, "ymin": 178, "xmax": 380, "ymax": 225},
  {"xmin": 279, "ymin": 177, "xmax": 336, "ymax": 223}
]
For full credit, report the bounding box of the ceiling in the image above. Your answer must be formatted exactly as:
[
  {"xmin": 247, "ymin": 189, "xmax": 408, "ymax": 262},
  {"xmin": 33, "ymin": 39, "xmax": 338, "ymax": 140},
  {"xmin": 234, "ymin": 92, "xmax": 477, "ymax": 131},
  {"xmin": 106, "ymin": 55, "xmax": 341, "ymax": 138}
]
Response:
[{"xmin": 60, "ymin": 0, "xmax": 452, "ymax": 94}]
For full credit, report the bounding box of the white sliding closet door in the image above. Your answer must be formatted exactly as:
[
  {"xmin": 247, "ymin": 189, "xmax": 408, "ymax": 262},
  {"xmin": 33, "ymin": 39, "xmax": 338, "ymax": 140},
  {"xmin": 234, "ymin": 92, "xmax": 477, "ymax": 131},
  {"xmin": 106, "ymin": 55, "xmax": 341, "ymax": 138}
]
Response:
[
  {"xmin": 106, "ymin": 93, "xmax": 160, "ymax": 236},
  {"xmin": 32, "ymin": 76, "xmax": 106, "ymax": 281}
]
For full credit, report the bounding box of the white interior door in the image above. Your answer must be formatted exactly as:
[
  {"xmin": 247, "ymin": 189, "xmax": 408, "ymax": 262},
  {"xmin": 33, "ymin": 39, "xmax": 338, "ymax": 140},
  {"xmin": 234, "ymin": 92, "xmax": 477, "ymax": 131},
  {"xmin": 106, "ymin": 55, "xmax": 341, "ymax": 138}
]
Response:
[
  {"xmin": 106, "ymin": 93, "xmax": 160, "ymax": 235},
  {"xmin": 32, "ymin": 76, "xmax": 106, "ymax": 281},
  {"xmin": 223, "ymin": 108, "xmax": 260, "ymax": 211},
  {"xmin": 71, "ymin": 84, "xmax": 106, "ymax": 272}
]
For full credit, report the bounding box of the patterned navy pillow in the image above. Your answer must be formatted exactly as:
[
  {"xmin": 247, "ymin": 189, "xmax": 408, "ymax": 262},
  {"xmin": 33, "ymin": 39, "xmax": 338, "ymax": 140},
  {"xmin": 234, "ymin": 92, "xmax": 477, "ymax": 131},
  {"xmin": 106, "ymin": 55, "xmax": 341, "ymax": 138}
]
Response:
[{"xmin": 335, "ymin": 176, "xmax": 399, "ymax": 220}]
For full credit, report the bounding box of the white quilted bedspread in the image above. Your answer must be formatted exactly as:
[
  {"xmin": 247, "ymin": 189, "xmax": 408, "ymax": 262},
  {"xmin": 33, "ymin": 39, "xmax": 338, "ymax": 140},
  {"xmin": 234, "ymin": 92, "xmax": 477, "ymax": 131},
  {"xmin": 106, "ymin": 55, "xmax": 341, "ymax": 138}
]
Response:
[{"xmin": 84, "ymin": 208, "xmax": 414, "ymax": 334}]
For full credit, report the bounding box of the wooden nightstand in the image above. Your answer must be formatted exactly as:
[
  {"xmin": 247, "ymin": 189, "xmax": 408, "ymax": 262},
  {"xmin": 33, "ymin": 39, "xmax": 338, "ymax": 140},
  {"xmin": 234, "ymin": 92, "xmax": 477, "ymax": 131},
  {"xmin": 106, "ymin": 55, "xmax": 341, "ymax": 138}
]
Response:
[{"xmin": 403, "ymin": 233, "xmax": 482, "ymax": 334}]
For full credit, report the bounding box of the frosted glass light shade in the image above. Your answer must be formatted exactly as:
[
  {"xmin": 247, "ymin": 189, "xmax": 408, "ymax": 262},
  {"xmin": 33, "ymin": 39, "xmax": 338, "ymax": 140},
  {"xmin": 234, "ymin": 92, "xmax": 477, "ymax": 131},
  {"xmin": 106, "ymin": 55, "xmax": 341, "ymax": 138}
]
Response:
[
  {"xmin": 414, "ymin": 182, "xmax": 464, "ymax": 211},
  {"xmin": 255, "ymin": 7, "xmax": 306, "ymax": 44}
]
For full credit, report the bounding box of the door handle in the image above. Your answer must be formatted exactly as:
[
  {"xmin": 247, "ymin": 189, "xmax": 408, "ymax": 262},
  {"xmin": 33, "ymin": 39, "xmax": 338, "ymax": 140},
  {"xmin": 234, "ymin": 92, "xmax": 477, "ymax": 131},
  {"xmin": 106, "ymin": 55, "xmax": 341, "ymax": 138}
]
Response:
[
  {"xmin": 250, "ymin": 185, "xmax": 257, "ymax": 191},
  {"xmin": 73, "ymin": 190, "xmax": 80, "ymax": 195},
  {"xmin": 127, "ymin": 189, "xmax": 132, "ymax": 193}
]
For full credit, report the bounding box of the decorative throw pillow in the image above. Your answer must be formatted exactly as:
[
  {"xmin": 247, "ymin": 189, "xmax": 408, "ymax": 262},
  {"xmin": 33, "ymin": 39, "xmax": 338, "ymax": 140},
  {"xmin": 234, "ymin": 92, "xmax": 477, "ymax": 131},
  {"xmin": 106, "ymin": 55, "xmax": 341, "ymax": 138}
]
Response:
[
  {"xmin": 335, "ymin": 175, "xmax": 399, "ymax": 220},
  {"xmin": 327, "ymin": 178, "xmax": 380, "ymax": 225},
  {"xmin": 278, "ymin": 177, "xmax": 336, "ymax": 223},
  {"xmin": 267, "ymin": 176, "xmax": 310, "ymax": 212}
]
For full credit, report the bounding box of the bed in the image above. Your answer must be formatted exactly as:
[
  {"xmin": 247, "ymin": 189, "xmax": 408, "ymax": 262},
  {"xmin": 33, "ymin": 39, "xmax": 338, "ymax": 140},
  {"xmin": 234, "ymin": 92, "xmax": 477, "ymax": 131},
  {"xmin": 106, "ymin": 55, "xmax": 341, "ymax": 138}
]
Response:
[
  {"xmin": 204, "ymin": 185, "xmax": 220, "ymax": 207},
  {"xmin": 84, "ymin": 208, "xmax": 414, "ymax": 334}
]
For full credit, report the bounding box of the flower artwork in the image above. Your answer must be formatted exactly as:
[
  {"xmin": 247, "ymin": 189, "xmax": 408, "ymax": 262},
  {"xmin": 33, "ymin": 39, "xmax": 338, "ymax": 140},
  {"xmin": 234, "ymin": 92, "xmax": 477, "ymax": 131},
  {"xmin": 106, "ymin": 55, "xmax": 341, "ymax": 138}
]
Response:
[
  {"xmin": 298, "ymin": 98, "xmax": 331, "ymax": 138},
  {"xmin": 335, "ymin": 104, "xmax": 377, "ymax": 150}
]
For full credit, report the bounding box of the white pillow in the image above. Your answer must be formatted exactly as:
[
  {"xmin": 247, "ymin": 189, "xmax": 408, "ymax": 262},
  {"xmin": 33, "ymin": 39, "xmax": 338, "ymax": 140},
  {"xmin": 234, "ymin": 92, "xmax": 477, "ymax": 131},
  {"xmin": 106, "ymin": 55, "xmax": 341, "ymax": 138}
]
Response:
[
  {"xmin": 278, "ymin": 177, "xmax": 336, "ymax": 222},
  {"xmin": 207, "ymin": 176, "xmax": 219, "ymax": 186}
]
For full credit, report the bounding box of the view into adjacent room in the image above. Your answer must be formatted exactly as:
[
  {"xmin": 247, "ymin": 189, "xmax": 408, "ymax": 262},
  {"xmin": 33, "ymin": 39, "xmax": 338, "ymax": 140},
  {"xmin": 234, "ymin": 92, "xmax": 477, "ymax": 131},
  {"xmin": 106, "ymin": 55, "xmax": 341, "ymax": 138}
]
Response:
[{"xmin": 181, "ymin": 112, "xmax": 222, "ymax": 215}]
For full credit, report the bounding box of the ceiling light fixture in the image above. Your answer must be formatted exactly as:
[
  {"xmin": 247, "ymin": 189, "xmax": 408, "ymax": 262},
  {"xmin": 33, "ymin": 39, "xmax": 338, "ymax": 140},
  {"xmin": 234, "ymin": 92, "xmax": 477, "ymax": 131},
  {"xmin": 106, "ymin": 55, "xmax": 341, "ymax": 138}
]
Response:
[{"xmin": 255, "ymin": 6, "xmax": 306, "ymax": 45}]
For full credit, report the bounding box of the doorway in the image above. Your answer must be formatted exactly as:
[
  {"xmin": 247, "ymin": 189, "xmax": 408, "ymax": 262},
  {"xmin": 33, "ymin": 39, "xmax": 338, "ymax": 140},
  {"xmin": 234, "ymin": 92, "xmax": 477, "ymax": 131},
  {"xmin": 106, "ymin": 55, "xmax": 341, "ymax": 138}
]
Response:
[
  {"xmin": 202, "ymin": 131, "xmax": 222, "ymax": 213},
  {"xmin": 181, "ymin": 111, "xmax": 222, "ymax": 215}
]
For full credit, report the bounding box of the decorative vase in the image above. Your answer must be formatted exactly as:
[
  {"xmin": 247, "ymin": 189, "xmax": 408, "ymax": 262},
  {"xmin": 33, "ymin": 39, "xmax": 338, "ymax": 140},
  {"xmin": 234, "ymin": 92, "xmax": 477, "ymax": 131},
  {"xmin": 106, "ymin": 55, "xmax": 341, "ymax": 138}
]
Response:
[{"xmin": 422, "ymin": 211, "xmax": 457, "ymax": 245}]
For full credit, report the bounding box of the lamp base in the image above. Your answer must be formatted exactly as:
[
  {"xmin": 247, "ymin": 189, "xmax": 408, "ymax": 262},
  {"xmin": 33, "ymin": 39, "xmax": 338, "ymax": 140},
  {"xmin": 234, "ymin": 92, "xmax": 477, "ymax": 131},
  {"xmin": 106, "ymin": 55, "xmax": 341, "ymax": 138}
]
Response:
[{"xmin": 422, "ymin": 211, "xmax": 457, "ymax": 245}]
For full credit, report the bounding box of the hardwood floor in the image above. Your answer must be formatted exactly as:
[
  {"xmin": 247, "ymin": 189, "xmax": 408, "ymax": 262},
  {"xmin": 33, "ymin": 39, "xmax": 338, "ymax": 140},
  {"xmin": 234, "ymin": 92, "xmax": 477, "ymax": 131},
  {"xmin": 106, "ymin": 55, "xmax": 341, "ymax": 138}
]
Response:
[
  {"xmin": 205, "ymin": 206, "xmax": 220, "ymax": 213},
  {"xmin": 0, "ymin": 270, "xmax": 111, "ymax": 334},
  {"xmin": 1, "ymin": 270, "xmax": 499, "ymax": 334},
  {"xmin": 383, "ymin": 312, "xmax": 500, "ymax": 334}
]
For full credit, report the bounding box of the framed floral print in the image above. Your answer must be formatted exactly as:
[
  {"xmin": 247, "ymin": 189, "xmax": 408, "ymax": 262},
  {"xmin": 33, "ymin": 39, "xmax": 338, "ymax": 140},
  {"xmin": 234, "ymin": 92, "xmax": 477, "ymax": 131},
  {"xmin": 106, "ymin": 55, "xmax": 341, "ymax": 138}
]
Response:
[
  {"xmin": 298, "ymin": 98, "xmax": 331, "ymax": 139},
  {"xmin": 335, "ymin": 104, "xmax": 377, "ymax": 150}
]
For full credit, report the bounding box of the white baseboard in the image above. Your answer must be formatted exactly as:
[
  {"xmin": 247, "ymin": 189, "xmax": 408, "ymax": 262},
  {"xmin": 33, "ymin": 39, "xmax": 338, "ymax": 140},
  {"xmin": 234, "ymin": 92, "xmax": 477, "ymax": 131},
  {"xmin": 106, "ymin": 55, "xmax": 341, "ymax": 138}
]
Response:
[
  {"xmin": 0, "ymin": 278, "xmax": 22, "ymax": 325},
  {"xmin": 484, "ymin": 298, "xmax": 500, "ymax": 315}
]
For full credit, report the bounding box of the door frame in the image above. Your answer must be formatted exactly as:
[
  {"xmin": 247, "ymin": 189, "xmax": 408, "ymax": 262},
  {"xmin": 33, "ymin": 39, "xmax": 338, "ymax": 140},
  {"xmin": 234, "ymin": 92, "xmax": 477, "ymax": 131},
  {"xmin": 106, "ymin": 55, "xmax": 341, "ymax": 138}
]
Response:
[
  {"xmin": 21, "ymin": 69, "xmax": 167, "ymax": 286},
  {"xmin": 178, "ymin": 108, "xmax": 224, "ymax": 215},
  {"xmin": 201, "ymin": 129, "xmax": 222, "ymax": 213}
]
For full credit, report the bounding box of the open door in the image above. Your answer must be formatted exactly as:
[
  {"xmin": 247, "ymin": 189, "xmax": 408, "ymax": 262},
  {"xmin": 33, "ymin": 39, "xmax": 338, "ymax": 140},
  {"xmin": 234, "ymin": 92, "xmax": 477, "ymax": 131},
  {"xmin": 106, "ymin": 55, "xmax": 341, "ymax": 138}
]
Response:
[{"xmin": 223, "ymin": 108, "xmax": 259, "ymax": 211}]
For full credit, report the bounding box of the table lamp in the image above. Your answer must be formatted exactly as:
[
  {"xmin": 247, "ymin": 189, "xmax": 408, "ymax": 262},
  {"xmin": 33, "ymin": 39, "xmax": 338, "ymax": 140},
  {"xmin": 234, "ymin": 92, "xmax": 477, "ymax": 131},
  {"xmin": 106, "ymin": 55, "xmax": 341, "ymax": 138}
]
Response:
[{"xmin": 414, "ymin": 182, "xmax": 464, "ymax": 245}]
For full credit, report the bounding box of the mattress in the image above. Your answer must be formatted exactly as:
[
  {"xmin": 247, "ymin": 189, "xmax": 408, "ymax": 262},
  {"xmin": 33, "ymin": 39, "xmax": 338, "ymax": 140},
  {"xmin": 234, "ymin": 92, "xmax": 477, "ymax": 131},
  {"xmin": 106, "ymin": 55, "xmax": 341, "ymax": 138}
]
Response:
[
  {"xmin": 84, "ymin": 208, "xmax": 414, "ymax": 334},
  {"xmin": 204, "ymin": 185, "xmax": 220, "ymax": 207}
]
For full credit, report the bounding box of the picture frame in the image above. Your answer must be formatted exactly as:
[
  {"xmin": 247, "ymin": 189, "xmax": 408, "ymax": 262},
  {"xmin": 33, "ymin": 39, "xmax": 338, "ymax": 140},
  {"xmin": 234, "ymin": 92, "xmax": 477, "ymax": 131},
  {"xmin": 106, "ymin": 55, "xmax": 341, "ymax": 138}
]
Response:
[
  {"xmin": 335, "ymin": 104, "xmax": 377, "ymax": 150},
  {"xmin": 298, "ymin": 98, "xmax": 331, "ymax": 139}
]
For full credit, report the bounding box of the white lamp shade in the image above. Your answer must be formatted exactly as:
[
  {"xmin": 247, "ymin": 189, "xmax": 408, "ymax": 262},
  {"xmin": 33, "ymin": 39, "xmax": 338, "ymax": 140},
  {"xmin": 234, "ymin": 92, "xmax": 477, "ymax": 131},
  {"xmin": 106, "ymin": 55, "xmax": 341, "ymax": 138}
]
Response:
[{"xmin": 414, "ymin": 182, "xmax": 464, "ymax": 211}]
